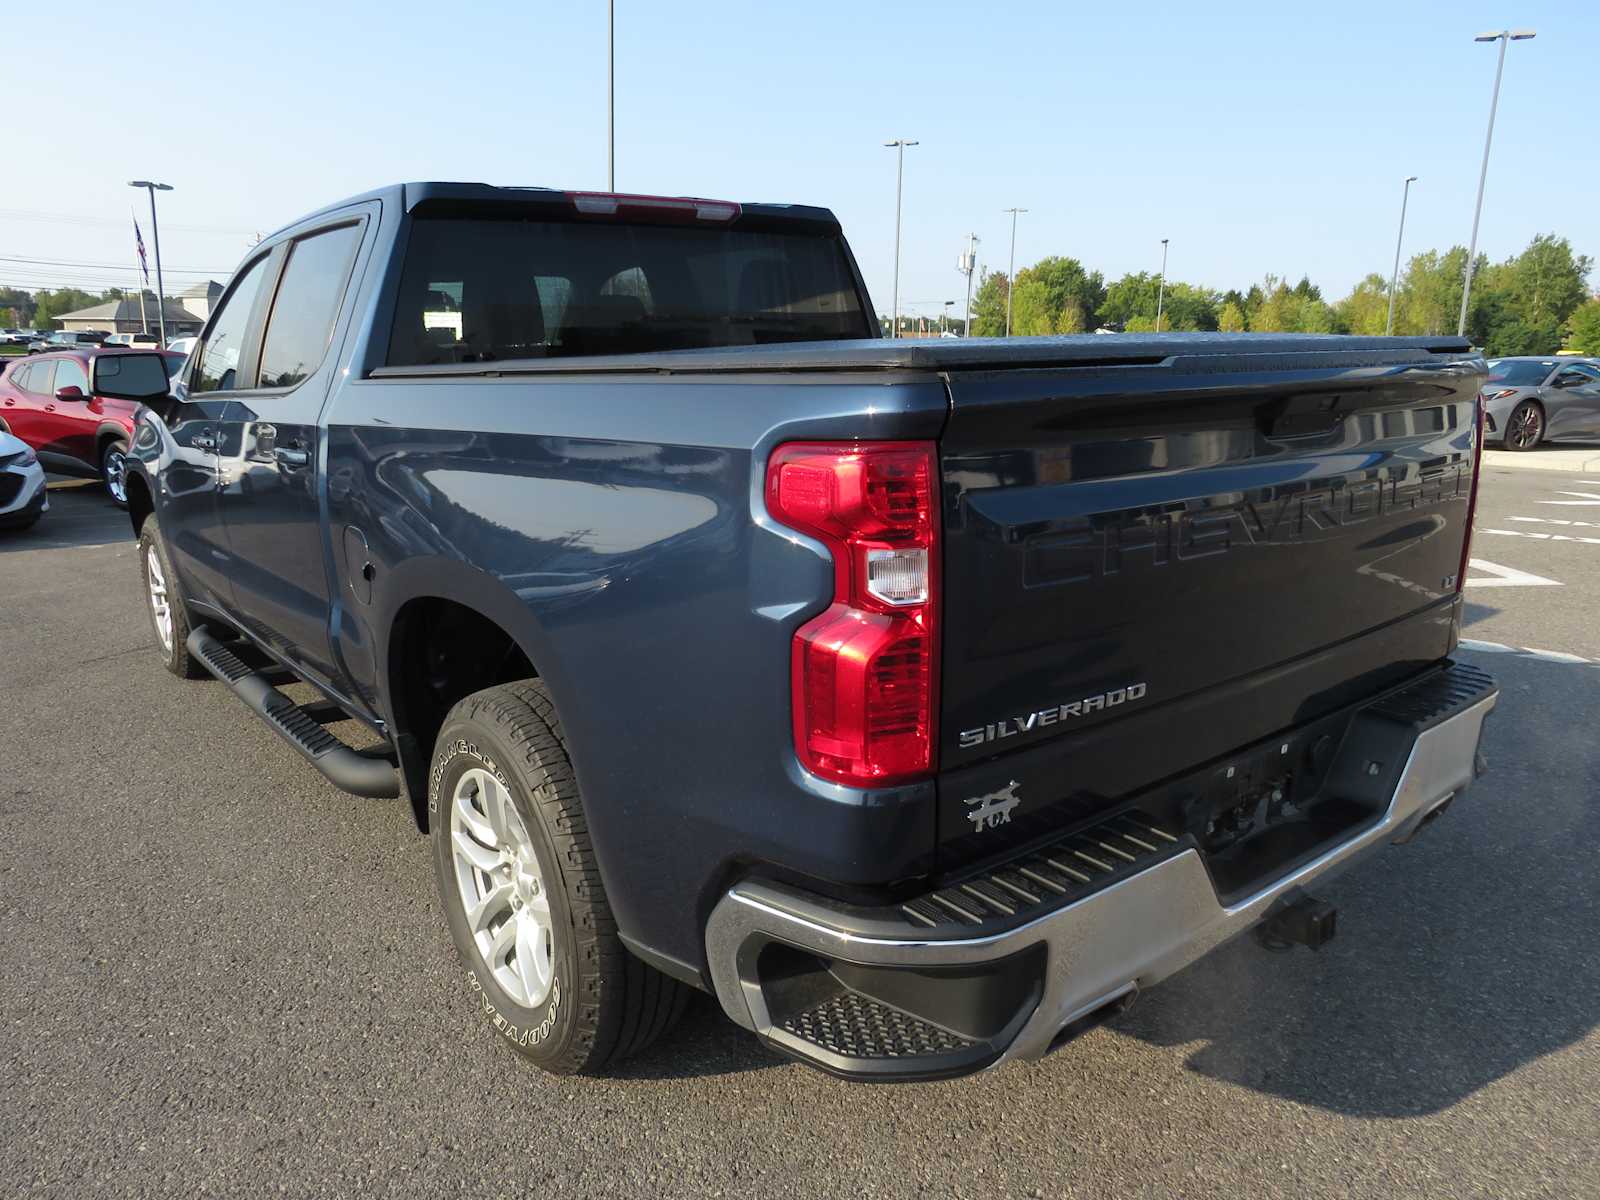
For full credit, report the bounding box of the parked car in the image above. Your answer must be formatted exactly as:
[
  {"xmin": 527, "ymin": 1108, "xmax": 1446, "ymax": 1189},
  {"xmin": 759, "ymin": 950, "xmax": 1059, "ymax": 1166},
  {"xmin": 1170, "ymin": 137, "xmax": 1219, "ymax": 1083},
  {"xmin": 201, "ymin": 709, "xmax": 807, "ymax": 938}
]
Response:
[
  {"xmin": 0, "ymin": 348, "xmax": 180, "ymax": 504},
  {"xmin": 1481, "ymin": 356, "xmax": 1600, "ymax": 449},
  {"xmin": 124, "ymin": 182, "xmax": 1497, "ymax": 1083},
  {"xmin": 27, "ymin": 330, "xmax": 110, "ymax": 354},
  {"xmin": 164, "ymin": 335, "xmax": 199, "ymax": 356},
  {"xmin": 105, "ymin": 332, "xmax": 163, "ymax": 349},
  {"xmin": 0, "ymin": 427, "xmax": 48, "ymax": 530}
]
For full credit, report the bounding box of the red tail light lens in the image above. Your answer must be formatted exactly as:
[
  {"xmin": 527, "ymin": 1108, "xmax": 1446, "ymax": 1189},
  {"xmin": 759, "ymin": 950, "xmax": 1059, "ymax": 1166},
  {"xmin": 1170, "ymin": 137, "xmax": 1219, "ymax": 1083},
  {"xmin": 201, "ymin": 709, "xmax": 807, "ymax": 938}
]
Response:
[{"xmin": 767, "ymin": 441, "xmax": 939, "ymax": 786}]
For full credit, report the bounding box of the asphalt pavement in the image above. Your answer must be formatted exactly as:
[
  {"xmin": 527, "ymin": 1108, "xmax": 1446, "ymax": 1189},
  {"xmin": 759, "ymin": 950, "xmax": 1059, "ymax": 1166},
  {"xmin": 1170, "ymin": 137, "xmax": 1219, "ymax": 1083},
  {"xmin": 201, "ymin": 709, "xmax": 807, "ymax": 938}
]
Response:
[{"xmin": 2, "ymin": 470, "xmax": 1597, "ymax": 1200}]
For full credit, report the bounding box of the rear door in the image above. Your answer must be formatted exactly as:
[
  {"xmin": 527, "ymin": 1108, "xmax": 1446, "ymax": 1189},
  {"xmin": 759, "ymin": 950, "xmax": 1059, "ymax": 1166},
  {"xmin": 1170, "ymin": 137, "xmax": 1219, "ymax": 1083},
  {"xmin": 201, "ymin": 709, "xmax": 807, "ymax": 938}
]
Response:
[
  {"xmin": 1, "ymin": 361, "xmax": 47, "ymax": 444},
  {"xmin": 1546, "ymin": 362, "xmax": 1600, "ymax": 437},
  {"xmin": 935, "ymin": 344, "xmax": 1483, "ymax": 865},
  {"xmin": 215, "ymin": 214, "xmax": 368, "ymax": 691}
]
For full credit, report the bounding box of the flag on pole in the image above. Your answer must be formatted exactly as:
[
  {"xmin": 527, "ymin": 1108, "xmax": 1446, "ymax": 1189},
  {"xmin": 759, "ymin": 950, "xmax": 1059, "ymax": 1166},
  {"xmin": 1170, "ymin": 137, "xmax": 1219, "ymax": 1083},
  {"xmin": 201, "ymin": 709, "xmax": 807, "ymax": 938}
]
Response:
[{"xmin": 134, "ymin": 218, "xmax": 150, "ymax": 285}]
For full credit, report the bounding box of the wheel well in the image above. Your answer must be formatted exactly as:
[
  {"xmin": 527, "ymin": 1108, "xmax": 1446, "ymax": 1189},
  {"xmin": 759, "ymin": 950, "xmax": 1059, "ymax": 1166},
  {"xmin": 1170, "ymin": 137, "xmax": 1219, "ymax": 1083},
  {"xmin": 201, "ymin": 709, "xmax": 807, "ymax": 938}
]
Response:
[
  {"xmin": 125, "ymin": 470, "xmax": 153, "ymax": 536},
  {"xmin": 386, "ymin": 597, "xmax": 537, "ymax": 830}
]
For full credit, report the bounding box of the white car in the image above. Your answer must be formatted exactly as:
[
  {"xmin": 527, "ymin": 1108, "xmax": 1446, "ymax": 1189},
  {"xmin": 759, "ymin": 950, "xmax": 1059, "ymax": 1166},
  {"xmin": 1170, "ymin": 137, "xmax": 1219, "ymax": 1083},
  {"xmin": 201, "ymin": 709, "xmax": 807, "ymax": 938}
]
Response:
[
  {"xmin": 0, "ymin": 428, "xmax": 48, "ymax": 531},
  {"xmin": 105, "ymin": 332, "xmax": 162, "ymax": 349},
  {"xmin": 164, "ymin": 335, "xmax": 198, "ymax": 356}
]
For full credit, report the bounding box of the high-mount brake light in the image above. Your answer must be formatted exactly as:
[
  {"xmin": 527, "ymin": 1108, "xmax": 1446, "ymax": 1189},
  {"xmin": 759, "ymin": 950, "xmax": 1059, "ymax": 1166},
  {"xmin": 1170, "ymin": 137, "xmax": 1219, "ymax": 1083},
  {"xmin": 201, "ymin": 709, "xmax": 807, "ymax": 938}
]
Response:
[
  {"xmin": 565, "ymin": 192, "xmax": 741, "ymax": 222},
  {"xmin": 766, "ymin": 441, "xmax": 939, "ymax": 787}
]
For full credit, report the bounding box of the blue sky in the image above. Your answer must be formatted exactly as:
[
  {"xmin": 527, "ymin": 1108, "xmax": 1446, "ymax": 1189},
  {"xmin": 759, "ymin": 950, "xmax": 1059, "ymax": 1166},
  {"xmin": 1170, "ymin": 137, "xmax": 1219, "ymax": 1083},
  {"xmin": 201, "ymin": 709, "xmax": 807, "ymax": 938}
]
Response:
[{"xmin": 8, "ymin": 0, "xmax": 1594, "ymax": 320}]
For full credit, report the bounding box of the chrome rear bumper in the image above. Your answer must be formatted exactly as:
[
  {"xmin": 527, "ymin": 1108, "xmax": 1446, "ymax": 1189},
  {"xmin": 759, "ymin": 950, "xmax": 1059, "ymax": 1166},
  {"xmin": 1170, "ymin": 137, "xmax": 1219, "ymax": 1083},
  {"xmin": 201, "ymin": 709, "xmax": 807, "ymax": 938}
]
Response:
[{"xmin": 705, "ymin": 665, "xmax": 1496, "ymax": 1079}]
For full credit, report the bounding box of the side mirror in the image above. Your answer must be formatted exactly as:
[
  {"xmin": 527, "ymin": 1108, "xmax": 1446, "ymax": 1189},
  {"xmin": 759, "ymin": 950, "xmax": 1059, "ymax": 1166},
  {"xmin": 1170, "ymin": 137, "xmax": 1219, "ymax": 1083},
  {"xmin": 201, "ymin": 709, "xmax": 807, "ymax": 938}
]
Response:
[{"xmin": 55, "ymin": 385, "xmax": 88, "ymax": 403}]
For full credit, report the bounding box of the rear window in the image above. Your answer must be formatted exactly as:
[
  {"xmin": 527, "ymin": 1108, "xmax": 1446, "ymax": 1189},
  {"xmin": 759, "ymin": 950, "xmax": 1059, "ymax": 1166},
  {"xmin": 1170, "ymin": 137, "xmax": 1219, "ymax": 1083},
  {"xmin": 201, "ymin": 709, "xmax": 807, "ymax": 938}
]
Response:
[
  {"xmin": 1487, "ymin": 359, "xmax": 1555, "ymax": 385},
  {"xmin": 386, "ymin": 215, "xmax": 869, "ymax": 366}
]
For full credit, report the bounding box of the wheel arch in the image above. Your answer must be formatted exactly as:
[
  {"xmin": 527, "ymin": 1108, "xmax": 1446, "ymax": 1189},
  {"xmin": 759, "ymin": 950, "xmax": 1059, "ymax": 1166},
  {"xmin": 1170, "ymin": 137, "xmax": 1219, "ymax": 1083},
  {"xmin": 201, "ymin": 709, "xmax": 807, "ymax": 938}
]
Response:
[
  {"xmin": 375, "ymin": 559, "xmax": 569, "ymax": 831},
  {"xmin": 95, "ymin": 421, "xmax": 130, "ymax": 462},
  {"xmin": 124, "ymin": 464, "xmax": 154, "ymax": 535}
]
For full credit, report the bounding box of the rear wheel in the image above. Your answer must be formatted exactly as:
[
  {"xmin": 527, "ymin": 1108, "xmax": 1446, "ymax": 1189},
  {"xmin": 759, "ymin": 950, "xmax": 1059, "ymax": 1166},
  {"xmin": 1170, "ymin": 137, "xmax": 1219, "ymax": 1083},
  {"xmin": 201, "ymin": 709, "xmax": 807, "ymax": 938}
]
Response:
[
  {"xmin": 101, "ymin": 439, "xmax": 129, "ymax": 506},
  {"xmin": 137, "ymin": 517, "xmax": 206, "ymax": 678},
  {"xmin": 1505, "ymin": 400, "xmax": 1544, "ymax": 451},
  {"xmin": 429, "ymin": 680, "xmax": 689, "ymax": 1074}
]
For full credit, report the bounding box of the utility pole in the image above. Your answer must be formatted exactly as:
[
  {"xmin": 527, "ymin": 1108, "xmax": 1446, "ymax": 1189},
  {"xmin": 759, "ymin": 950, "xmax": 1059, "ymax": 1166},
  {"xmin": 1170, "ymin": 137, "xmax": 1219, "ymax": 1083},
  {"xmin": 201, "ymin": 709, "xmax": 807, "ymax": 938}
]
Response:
[
  {"xmin": 128, "ymin": 181, "xmax": 173, "ymax": 345},
  {"xmin": 958, "ymin": 233, "xmax": 978, "ymax": 336},
  {"xmin": 1155, "ymin": 238, "xmax": 1170, "ymax": 332},
  {"xmin": 884, "ymin": 139, "xmax": 919, "ymax": 339},
  {"xmin": 942, "ymin": 300, "xmax": 953, "ymax": 335},
  {"xmin": 607, "ymin": 0, "xmax": 615, "ymax": 190},
  {"xmin": 1003, "ymin": 207, "xmax": 1027, "ymax": 336},
  {"xmin": 1459, "ymin": 29, "xmax": 1536, "ymax": 337},
  {"xmin": 1386, "ymin": 176, "xmax": 1417, "ymax": 336}
]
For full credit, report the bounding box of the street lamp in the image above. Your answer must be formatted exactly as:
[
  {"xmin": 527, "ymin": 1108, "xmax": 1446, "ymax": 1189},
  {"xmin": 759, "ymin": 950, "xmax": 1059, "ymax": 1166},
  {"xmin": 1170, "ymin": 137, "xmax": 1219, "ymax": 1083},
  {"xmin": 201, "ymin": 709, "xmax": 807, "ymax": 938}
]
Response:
[
  {"xmin": 128, "ymin": 180, "xmax": 173, "ymax": 345},
  {"xmin": 942, "ymin": 300, "xmax": 954, "ymax": 336},
  {"xmin": 884, "ymin": 139, "xmax": 918, "ymax": 339},
  {"xmin": 1003, "ymin": 207, "xmax": 1027, "ymax": 336},
  {"xmin": 1386, "ymin": 176, "xmax": 1418, "ymax": 336},
  {"xmin": 1155, "ymin": 238, "xmax": 1169, "ymax": 332},
  {"xmin": 1458, "ymin": 28, "xmax": 1536, "ymax": 337},
  {"xmin": 958, "ymin": 233, "xmax": 979, "ymax": 337}
]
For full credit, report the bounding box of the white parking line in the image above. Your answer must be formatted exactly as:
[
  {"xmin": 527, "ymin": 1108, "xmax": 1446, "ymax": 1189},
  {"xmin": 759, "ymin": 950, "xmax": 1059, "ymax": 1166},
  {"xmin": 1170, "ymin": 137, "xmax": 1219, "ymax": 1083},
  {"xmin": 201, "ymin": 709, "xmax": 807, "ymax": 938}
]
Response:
[
  {"xmin": 1538, "ymin": 490, "xmax": 1600, "ymax": 506},
  {"xmin": 1459, "ymin": 639, "xmax": 1597, "ymax": 665},
  {"xmin": 1463, "ymin": 558, "xmax": 1561, "ymax": 588},
  {"xmin": 1480, "ymin": 527, "xmax": 1600, "ymax": 546},
  {"xmin": 1507, "ymin": 516, "xmax": 1600, "ymax": 528}
]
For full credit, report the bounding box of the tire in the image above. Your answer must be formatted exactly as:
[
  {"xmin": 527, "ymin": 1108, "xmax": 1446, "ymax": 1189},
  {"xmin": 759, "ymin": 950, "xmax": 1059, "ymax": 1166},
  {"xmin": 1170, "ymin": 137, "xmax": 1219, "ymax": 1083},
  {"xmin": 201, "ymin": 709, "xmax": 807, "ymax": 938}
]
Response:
[
  {"xmin": 1505, "ymin": 400, "xmax": 1544, "ymax": 451},
  {"xmin": 101, "ymin": 439, "xmax": 129, "ymax": 507},
  {"xmin": 429, "ymin": 680, "xmax": 689, "ymax": 1075},
  {"xmin": 137, "ymin": 516, "xmax": 207, "ymax": 678}
]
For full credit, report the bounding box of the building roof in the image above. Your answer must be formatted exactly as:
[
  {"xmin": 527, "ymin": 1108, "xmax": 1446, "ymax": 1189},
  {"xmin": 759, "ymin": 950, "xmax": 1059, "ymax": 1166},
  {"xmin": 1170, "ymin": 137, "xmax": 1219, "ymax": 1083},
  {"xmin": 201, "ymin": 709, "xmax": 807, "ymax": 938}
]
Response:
[
  {"xmin": 56, "ymin": 297, "xmax": 202, "ymax": 324},
  {"xmin": 177, "ymin": 279, "xmax": 223, "ymax": 300}
]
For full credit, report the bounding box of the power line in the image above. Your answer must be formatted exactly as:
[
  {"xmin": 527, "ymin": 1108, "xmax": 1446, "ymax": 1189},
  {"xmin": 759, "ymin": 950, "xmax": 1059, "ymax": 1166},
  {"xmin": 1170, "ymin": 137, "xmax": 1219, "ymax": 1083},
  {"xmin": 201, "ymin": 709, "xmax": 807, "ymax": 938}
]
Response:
[
  {"xmin": 0, "ymin": 207, "xmax": 257, "ymax": 236},
  {"xmin": 0, "ymin": 253, "xmax": 230, "ymax": 274}
]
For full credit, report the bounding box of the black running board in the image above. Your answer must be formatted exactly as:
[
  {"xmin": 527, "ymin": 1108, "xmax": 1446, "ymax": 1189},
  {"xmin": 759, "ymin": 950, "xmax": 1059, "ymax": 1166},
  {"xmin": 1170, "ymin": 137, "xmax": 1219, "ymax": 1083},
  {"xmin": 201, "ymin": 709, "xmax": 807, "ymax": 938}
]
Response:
[{"xmin": 187, "ymin": 628, "xmax": 400, "ymax": 799}]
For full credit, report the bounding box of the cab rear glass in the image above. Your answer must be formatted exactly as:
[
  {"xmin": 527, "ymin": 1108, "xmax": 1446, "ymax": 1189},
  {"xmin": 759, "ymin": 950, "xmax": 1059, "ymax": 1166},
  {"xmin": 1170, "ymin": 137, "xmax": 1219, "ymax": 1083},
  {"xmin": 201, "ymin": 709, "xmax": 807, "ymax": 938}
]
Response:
[{"xmin": 386, "ymin": 214, "xmax": 871, "ymax": 366}]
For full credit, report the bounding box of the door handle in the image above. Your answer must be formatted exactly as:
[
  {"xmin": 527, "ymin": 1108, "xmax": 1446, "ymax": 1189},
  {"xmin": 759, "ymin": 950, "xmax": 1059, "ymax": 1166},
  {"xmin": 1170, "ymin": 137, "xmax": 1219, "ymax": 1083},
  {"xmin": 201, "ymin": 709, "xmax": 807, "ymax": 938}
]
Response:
[
  {"xmin": 274, "ymin": 447, "xmax": 309, "ymax": 467},
  {"xmin": 192, "ymin": 431, "xmax": 219, "ymax": 451}
]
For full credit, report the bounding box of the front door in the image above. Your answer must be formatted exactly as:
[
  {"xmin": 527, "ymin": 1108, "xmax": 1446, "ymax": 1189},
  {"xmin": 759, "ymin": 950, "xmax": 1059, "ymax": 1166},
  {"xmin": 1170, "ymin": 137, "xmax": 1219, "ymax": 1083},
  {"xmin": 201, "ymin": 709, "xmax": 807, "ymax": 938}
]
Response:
[
  {"xmin": 215, "ymin": 217, "xmax": 367, "ymax": 692},
  {"xmin": 158, "ymin": 251, "xmax": 276, "ymax": 611}
]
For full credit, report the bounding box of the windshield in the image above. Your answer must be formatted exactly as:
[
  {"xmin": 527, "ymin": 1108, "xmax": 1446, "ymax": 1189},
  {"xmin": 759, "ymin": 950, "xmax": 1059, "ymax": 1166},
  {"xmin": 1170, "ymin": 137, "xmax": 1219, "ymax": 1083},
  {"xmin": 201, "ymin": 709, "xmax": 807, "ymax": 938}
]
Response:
[
  {"xmin": 1487, "ymin": 359, "xmax": 1556, "ymax": 386},
  {"xmin": 387, "ymin": 214, "xmax": 871, "ymax": 365}
]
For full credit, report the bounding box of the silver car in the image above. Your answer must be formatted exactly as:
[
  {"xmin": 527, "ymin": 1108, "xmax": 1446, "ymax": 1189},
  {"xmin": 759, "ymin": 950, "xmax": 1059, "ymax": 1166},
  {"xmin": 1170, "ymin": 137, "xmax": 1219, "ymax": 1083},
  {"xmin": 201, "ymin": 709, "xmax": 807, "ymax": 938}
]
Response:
[
  {"xmin": 1482, "ymin": 356, "xmax": 1600, "ymax": 450},
  {"xmin": 0, "ymin": 427, "xmax": 48, "ymax": 531}
]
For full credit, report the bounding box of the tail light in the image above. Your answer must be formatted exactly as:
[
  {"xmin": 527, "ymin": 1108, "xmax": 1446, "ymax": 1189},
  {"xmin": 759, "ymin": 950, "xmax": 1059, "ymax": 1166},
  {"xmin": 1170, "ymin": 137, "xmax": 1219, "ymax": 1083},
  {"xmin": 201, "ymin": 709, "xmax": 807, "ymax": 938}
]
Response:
[
  {"xmin": 1456, "ymin": 393, "xmax": 1485, "ymax": 594},
  {"xmin": 565, "ymin": 191, "xmax": 741, "ymax": 223},
  {"xmin": 766, "ymin": 441, "xmax": 939, "ymax": 786}
]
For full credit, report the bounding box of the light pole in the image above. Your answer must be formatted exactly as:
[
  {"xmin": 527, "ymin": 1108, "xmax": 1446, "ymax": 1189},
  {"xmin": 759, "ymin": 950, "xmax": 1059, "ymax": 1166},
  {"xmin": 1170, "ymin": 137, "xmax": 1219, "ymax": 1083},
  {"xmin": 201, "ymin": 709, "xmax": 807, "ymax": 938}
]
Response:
[
  {"xmin": 884, "ymin": 139, "xmax": 918, "ymax": 339},
  {"xmin": 128, "ymin": 181, "xmax": 173, "ymax": 345},
  {"xmin": 1386, "ymin": 175, "xmax": 1417, "ymax": 336},
  {"xmin": 1459, "ymin": 28, "xmax": 1536, "ymax": 337},
  {"xmin": 942, "ymin": 300, "xmax": 954, "ymax": 336},
  {"xmin": 607, "ymin": 0, "xmax": 615, "ymax": 190},
  {"xmin": 959, "ymin": 233, "xmax": 978, "ymax": 336},
  {"xmin": 1003, "ymin": 207, "xmax": 1027, "ymax": 336},
  {"xmin": 1155, "ymin": 238, "xmax": 1169, "ymax": 332}
]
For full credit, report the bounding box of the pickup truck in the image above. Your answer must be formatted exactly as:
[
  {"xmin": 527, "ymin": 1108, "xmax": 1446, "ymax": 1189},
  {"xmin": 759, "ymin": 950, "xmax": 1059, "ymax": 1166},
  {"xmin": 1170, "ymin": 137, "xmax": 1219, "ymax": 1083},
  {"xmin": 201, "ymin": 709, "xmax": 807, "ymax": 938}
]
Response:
[{"xmin": 125, "ymin": 182, "xmax": 1497, "ymax": 1082}]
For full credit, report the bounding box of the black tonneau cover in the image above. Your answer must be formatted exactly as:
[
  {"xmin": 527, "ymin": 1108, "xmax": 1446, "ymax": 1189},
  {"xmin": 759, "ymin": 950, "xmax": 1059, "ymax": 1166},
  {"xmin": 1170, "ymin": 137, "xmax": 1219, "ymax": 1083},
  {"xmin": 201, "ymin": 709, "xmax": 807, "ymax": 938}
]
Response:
[{"xmin": 370, "ymin": 333, "xmax": 1475, "ymax": 379}]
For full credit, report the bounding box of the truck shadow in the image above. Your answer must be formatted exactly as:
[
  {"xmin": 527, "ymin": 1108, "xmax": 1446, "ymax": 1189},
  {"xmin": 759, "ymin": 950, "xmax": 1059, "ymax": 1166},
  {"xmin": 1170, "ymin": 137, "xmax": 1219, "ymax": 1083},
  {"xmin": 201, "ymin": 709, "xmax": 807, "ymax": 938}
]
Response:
[{"xmin": 1107, "ymin": 649, "xmax": 1598, "ymax": 1117}]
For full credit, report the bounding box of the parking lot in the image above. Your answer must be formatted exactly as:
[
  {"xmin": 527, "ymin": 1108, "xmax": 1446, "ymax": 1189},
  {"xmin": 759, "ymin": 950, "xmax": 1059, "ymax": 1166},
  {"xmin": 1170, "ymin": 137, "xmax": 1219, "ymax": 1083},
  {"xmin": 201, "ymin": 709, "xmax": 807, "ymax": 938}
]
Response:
[{"xmin": 2, "ymin": 466, "xmax": 1597, "ymax": 1200}]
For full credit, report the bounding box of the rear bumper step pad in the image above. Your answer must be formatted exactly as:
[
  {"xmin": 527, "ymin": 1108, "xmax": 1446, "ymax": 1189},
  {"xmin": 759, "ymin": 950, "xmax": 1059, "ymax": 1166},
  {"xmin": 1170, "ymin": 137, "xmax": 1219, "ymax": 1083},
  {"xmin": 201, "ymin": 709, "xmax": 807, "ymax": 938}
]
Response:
[{"xmin": 187, "ymin": 628, "xmax": 399, "ymax": 799}]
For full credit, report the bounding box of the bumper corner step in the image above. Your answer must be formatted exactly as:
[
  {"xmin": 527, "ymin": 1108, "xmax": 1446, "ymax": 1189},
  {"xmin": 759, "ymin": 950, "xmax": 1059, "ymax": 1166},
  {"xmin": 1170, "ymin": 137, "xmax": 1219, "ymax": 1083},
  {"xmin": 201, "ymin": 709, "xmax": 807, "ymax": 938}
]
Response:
[{"xmin": 187, "ymin": 628, "xmax": 400, "ymax": 799}]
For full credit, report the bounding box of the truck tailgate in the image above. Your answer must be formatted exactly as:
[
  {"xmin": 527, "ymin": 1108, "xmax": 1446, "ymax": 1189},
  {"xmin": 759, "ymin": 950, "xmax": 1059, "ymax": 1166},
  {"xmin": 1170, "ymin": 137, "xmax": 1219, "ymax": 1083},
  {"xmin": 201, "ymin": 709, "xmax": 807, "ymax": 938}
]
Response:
[{"xmin": 936, "ymin": 342, "xmax": 1484, "ymax": 866}]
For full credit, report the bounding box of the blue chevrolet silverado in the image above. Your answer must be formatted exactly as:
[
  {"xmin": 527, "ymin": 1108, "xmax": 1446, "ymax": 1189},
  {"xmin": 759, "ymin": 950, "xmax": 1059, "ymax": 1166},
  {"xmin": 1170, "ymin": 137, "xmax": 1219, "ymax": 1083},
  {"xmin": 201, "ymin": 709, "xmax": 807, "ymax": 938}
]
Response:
[{"xmin": 125, "ymin": 182, "xmax": 1498, "ymax": 1081}]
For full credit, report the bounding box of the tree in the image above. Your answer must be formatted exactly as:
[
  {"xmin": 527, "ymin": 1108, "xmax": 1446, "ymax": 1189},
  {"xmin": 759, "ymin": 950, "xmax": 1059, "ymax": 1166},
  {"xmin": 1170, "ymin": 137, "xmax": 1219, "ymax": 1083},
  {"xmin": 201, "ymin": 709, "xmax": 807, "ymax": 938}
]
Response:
[
  {"xmin": 31, "ymin": 288, "xmax": 102, "ymax": 331},
  {"xmin": 969, "ymin": 270, "xmax": 1010, "ymax": 337},
  {"xmin": 1503, "ymin": 234, "xmax": 1592, "ymax": 331},
  {"xmin": 1098, "ymin": 272, "xmax": 1160, "ymax": 328},
  {"xmin": 1218, "ymin": 300, "xmax": 1247, "ymax": 332},
  {"xmin": 1566, "ymin": 300, "xmax": 1600, "ymax": 355},
  {"xmin": 1396, "ymin": 247, "xmax": 1471, "ymax": 336},
  {"xmin": 1008, "ymin": 278, "xmax": 1056, "ymax": 336},
  {"xmin": 1334, "ymin": 274, "xmax": 1392, "ymax": 336}
]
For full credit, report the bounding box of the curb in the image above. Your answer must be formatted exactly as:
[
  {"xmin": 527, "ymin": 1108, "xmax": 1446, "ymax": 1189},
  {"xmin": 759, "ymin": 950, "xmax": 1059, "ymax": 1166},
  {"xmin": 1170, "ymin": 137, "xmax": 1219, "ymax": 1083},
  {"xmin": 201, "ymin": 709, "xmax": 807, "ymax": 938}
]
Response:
[{"xmin": 1482, "ymin": 448, "xmax": 1600, "ymax": 473}]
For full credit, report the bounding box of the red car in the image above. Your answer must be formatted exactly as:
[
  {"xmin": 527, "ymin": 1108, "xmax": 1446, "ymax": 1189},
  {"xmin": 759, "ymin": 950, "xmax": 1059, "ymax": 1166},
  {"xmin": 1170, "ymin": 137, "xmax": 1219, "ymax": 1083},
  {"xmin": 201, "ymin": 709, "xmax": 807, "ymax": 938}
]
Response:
[{"xmin": 0, "ymin": 348, "xmax": 183, "ymax": 505}]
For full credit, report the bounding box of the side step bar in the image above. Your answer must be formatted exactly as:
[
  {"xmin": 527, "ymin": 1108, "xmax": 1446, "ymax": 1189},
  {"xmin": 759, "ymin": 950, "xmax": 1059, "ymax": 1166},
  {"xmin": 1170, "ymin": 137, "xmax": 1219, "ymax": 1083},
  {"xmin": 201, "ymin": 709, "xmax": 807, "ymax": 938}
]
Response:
[{"xmin": 186, "ymin": 628, "xmax": 400, "ymax": 799}]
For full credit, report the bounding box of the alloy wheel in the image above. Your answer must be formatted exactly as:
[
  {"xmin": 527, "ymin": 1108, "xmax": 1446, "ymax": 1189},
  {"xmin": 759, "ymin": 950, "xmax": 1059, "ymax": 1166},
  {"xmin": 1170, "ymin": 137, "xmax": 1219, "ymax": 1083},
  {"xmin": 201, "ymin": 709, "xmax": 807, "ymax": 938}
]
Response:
[
  {"xmin": 1509, "ymin": 403, "xmax": 1542, "ymax": 450},
  {"xmin": 449, "ymin": 767, "xmax": 556, "ymax": 1008},
  {"xmin": 104, "ymin": 447, "xmax": 128, "ymax": 504},
  {"xmin": 146, "ymin": 546, "xmax": 173, "ymax": 653}
]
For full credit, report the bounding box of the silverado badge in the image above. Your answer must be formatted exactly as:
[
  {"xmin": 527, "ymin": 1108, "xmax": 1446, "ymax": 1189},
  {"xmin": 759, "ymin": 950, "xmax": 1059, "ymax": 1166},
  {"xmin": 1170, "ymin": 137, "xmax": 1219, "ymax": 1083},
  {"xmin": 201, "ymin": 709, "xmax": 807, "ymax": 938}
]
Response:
[{"xmin": 966, "ymin": 781, "xmax": 1022, "ymax": 832}]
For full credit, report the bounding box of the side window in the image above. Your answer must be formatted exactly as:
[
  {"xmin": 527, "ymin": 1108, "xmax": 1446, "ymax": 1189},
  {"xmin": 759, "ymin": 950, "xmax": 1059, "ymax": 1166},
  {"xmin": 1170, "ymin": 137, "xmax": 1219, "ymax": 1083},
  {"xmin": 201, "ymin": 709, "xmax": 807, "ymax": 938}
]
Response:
[
  {"xmin": 54, "ymin": 359, "xmax": 88, "ymax": 394},
  {"xmin": 257, "ymin": 223, "xmax": 363, "ymax": 389},
  {"xmin": 193, "ymin": 255, "xmax": 270, "ymax": 394},
  {"xmin": 8, "ymin": 364, "xmax": 31, "ymax": 392},
  {"xmin": 25, "ymin": 363, "xmax": 53, "ymax": 395}
]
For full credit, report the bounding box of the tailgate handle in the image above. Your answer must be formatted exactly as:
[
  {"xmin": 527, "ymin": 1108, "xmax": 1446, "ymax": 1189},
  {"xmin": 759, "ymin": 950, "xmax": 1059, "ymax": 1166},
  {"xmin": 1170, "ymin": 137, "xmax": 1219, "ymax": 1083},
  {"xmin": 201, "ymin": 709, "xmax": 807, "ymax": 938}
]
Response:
[{"xmin": 1260, "ymin": 395, "xmax": 1342, "ymax": 440}]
